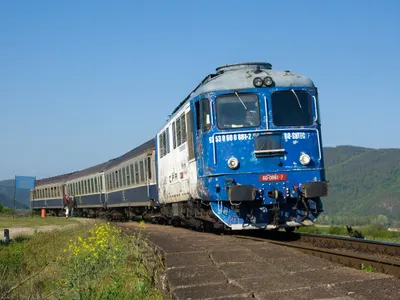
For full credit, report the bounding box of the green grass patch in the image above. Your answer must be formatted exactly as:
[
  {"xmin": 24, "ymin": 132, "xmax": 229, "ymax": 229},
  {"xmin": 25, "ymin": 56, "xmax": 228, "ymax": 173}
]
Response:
[
  {"xmin": 0, "ymin": 221, "xmax": 163, "ymax": 299},
  {"xmin": 0, "ymin": 215, "xmax": 78, "ymax": 228}
]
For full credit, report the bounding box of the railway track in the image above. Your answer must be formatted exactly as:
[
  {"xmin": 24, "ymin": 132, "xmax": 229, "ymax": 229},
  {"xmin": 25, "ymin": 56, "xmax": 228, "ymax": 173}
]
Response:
[
  {"xmin": 232, "ymin": 232, "xmax": 400, "ymax": 278},
  {"xmin": 296, "ymin": 232, "xmax": 400, "ymax": 256}
]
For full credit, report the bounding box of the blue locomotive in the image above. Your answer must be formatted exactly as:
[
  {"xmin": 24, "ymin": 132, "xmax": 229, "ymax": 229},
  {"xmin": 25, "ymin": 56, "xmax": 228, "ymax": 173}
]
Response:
[{"xmin": 31, "ymin": 62, "xmax": 327, "ymax": 231}]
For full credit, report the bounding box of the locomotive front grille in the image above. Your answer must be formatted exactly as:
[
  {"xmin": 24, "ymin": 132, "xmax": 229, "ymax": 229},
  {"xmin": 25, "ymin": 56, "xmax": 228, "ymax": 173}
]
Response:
[{"xmin": 254, "ymin": 133, "xmax": 285, "ymax": 157}]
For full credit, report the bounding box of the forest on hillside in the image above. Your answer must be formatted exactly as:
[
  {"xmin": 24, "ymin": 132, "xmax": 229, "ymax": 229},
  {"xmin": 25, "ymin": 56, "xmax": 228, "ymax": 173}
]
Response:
[{"xmin": 322, "ymin": 145, "xmax": 400, "ymax": 226}]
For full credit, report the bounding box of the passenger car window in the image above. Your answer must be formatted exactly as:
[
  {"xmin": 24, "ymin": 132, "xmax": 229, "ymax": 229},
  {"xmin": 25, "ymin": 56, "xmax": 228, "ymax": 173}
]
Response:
[
  {"xmin": 139, "ymin": 161, "xmax": 144, "ymax": 182},
  {"xmin": 130, "ymin": 164, "xmax": 134, "ymax": 185},
  {"xmin": 135, "ymin": 162, "xmax": 139, "ymax": 184},
  {"xmin": 147, "ymin": 157, "xmax": 152, "ymax": 179},
  {"xmin": 166, "ymin": 127, "xmax": 170, "ymax": 154},
  {"xmin": 122, "ymin": 168, "xmax": 126, "ymax": 186},
  {"xmin": 176, "ymin": 113, "xmax": 187, "ymax": 146},
  {"xmin": 172, "ymin": 122, "xmax": 176, "ymax": 149}
]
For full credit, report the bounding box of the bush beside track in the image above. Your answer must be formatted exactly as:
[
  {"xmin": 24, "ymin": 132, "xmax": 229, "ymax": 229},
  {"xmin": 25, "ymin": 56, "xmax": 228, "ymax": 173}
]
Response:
[{"xmin": 0, "ymin": 221, "xmax": 163, "ymax": 300}]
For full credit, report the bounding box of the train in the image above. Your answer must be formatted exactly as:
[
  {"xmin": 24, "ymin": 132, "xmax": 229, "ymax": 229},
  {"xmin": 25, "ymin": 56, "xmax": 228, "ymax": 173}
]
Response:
[{"xmin": 30, "ymin": 62, "xmax": 328, "ymax": 232}]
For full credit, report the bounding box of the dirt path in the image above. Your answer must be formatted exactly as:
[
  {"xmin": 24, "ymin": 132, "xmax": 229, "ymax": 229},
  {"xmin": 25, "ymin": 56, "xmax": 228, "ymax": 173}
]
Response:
[{"xmin": 1, "ymin": 218, "xmax": 98, "ymax": 239}]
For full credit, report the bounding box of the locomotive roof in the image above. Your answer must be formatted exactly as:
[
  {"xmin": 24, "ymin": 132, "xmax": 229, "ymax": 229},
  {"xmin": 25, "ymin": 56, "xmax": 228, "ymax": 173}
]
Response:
[{"xmin": 171, "ymin": 62, "xmax": 315, "ymax": 116}]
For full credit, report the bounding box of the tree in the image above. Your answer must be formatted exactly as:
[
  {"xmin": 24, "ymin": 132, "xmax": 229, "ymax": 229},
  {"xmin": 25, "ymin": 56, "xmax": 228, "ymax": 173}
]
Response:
[{"xmin": 372, "ymin": 214, "xmax": 389, "ymax": 229}]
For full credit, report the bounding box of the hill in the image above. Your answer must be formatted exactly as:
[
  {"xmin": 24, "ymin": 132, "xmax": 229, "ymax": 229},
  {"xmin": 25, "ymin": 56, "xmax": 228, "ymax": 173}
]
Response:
[
  {"xmin": 0, "ymin": 179, "xmax": 30, "ymax": 209},
  {"xmin": 323, "ymin": 145, "xmax": 400, "ymax": 222}
]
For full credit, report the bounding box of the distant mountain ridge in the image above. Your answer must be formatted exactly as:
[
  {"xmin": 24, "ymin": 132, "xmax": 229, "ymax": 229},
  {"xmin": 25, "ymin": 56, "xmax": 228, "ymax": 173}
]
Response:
[
  {"xmin": 323, "ymin": 145, "xmax": 400, "ymax": 221},
  {"xmin": 1, "ymin": 145, "xmax": 399, "ymax": 220}
]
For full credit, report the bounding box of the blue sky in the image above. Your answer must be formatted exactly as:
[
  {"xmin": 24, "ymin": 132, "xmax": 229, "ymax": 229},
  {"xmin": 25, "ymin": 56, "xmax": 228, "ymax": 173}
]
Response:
[{"xmin": 0, "ymin": 0, "xmax": 399, "ymax": 180}]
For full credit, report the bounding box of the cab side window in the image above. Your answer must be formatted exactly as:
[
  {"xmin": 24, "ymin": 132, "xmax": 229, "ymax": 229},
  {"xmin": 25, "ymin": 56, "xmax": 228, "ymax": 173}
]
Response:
[
  {"xmin": 201, "ymin": 98, "xmax": 211, "ymax": 131},
  {"xmin": 195, "ymin": 98, "xmax": 211, "ymax": 132}
]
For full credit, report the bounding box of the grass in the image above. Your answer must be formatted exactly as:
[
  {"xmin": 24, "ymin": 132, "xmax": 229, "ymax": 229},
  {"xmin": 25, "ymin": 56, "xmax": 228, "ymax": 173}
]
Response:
[
  {"xmin": 297, "ymin": 224, "xmax": 400, "ymax": 243},
  {"xmin": 0, "ymin": 215, "xmax": 78, "ymax": 228},
  {"xmin": 0, "ymin": 221, "xmax": 163, "ymax": 300}
]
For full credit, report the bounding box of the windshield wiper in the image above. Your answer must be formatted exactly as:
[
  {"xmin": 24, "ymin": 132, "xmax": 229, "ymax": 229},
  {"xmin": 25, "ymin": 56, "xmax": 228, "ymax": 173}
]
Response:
[
  {"xmin": 234, "ymin": 92, "xmax": 258, "ymax": 125},
  {"xmin": 291, "ymin": 89, "xmax": 302, "ymax": 109},
  {"xmin": 234, "ymin": 92, "xmax": 248, "ymax": 110}
]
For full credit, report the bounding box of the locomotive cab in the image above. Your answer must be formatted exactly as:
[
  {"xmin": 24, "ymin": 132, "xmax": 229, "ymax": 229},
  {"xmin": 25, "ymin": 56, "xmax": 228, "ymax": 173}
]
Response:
[{"xmin": 189, "ymin": 63, "xmax": 328, "ymax": 230}]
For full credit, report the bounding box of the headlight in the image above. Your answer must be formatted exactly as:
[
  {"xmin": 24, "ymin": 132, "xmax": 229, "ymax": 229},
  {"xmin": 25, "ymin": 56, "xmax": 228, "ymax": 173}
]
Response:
[
  {"xmin": 263, "ymin": 76, "xmax": 274, "ymax": 86},
  {"xmin": 299, "ymin": 153, "xmax": 311, "ymax": 165},
  {"xmin": 227, "ymin": 157, "xmax": 239, "ymax": 169},
  {"xmin": 253, "ymin": 77, "xmax": 263, "ymax": 87}
]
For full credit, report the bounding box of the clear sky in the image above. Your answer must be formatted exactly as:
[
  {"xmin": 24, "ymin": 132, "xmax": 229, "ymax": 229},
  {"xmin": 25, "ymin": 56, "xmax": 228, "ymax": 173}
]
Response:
[{"xmin": 1, "ymin": 0, "xmax": 399, "ymax": 180}]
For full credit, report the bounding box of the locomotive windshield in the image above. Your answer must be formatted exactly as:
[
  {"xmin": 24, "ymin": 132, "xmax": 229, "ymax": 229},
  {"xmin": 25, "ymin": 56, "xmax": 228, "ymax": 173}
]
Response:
[
  {"xmin": 271, "ymin": 90, "xmax": 313, "ymax": 126},
  {"xmin": 216, "ymin": 93, "xmax": 260, "ymax": 129}
]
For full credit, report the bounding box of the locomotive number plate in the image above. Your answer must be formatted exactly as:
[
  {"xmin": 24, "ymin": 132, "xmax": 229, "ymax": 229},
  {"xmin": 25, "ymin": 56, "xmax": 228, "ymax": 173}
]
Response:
[{"xmin": 259, "ymin": 174, "xmax": 287, "ymax": 182}]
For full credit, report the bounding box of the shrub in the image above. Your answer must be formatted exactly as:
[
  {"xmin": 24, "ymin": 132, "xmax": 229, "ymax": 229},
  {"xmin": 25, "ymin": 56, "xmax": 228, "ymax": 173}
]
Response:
[
  {"xmin": 0, "ymin": 221, "xmax": 162, "ymax": 300},
  {"xmin": 57, "ymin": 221, "xmax": 162, "ymax": 299},
  {"xmin": 328, "ymin": 225, "xmax": 345, "ymax": 236}
]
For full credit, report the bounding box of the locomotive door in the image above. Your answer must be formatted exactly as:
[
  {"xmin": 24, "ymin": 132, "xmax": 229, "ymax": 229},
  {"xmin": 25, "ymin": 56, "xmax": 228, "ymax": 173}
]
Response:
[
  {"xmin": 62, "ymin": 184, "xmax": 67, "ymax": 207},
  {"xmin": 194, "ymin": 96, "xmax": 212, "ymax": 178},
  {"xmin": 145, "ymin": 154, "xmax": 154, "ymax": 200}
]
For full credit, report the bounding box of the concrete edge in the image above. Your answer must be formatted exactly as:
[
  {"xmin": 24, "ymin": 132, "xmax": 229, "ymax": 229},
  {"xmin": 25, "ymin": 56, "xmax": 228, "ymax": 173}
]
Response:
[{"xmin": 119, "ymin": 224, "xmax": 174, "ymax": 300}]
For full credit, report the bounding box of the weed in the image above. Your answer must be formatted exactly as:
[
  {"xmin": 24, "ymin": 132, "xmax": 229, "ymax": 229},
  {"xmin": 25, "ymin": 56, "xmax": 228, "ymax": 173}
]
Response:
[
  {"xmin": 346, "ymin": 226, "xmax": 365, "ymax": 239},
  {"xmin": 361, "ymin": 264, "xmax": 374, "ymax": 272},
  {"xmin": 0, "ymin": 221, "xmax": 162, "ymax": 300}
]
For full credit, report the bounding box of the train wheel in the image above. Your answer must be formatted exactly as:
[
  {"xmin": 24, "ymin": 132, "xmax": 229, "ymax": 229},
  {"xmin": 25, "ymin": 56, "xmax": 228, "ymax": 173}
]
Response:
[
  {"xmin": 202, "ymin": 221, "xmax": 213, "ymax": 232},
  {"xmin": 172, "ymin": 218, "xmax": 180, "ymax": 227}
]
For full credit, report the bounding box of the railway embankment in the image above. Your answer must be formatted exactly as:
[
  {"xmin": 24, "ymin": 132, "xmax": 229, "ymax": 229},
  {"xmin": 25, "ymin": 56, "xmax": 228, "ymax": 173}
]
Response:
[{"xmin": 121, "ymin": 222, "xmax": 400, "ymax": 300}]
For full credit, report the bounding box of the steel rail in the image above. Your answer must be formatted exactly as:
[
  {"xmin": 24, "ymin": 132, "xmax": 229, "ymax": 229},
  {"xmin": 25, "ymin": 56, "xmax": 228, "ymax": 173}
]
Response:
[
  {"xmin": 298, "ymin": 233, "xmax": 400, "ymax": 256},
  {"xmin": 233, "ymin": 235, "xmax": 400, "ymax": 278}
]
